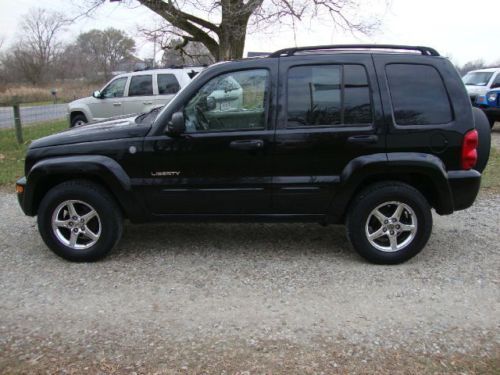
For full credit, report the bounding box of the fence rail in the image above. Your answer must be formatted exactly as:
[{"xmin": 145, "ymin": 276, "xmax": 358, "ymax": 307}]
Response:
[{"xmin": 0, "ymin": 97, "xmax": 67, "ymax": 143}]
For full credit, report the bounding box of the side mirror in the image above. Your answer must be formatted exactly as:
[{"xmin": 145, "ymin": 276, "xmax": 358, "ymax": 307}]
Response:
[
  {"xmin": 92, "ymin": 90, "xmax": 102, "ymax": 99},
  {"xmin": 166, "ymin": 111, "xmax": 186, "ymax": 136},
  {"xmin": 206, "ymin": 96, "xmax": 216, "ymax": 111}
]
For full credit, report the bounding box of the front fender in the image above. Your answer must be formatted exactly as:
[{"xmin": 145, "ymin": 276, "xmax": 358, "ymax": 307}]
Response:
[
  {"xmin": 22, "ymin": 155, "xmax": 141, "ymax": 219},
  {"xmin": 328, "ymin": 153, "xmax": 454, "ymax": 223},
  {"xmin": 68, "ymin": 102, "xmax": 93, "ymax": 122}
]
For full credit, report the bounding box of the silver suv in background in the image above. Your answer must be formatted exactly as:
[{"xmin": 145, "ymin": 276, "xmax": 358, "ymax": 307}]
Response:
[{"xmin": 67, "ymin": 67, "xmax": 204, "ymax": 127}]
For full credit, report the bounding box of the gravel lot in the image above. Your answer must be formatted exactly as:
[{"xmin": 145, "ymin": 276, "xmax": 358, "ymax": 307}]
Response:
[{"xmin": 0, "ymin": 190, "xmax": 499, "ymax": 373}]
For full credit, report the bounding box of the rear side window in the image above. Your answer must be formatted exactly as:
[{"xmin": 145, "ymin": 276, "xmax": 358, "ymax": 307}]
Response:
[
  {"xmin": 128, "ymin": 75, "xmax": 153, "ymax": 96},
  {"xmin": 287, "ymin": 64, "xmax": 372, "ymax": 127},
  {"xmin": 158, "ymin": 74, "xmax": 180, "ymax": 95},
  {"xmin": 386, "ymin": 64, "xmax": 453, "ymax": 125}
]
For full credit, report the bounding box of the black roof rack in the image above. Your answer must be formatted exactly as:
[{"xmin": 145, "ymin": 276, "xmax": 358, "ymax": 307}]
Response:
[{"xmin": 268, "ymin": 44, "xmax": 440, "ymax": 58}]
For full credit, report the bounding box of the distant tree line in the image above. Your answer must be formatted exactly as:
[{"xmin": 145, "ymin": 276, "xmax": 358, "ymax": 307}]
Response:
[
  {"xmin": 0, "ymin": 8, "xmax": 137, "ymax": 86},
  {"xmin": 455, "ymin": 59, "xmax": 500, "ymax": 76}
]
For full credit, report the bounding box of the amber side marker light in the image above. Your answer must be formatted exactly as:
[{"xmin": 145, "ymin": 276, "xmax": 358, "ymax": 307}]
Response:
[{"xmin": 16, "ymin": 184, "xmax": 24, "ymax": 193}]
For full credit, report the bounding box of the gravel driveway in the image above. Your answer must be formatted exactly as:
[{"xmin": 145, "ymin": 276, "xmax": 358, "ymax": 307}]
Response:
[{"xmin": 0, "ymin": 192, "xmax": 499, "ymax": 373}]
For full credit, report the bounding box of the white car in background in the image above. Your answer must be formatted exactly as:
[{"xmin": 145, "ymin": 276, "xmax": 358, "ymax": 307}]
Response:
[
  {"xmin": 462, "ymin": 67, "xmax": 500, "ymax": 103},
  {"xmin": 67, "ymin": 67, "xmax": 204, "ymax": 127}
]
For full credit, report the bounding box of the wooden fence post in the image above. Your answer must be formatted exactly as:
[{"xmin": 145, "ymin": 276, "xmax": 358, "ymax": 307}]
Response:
[{"xmin": 12, "ymin": 96, "xmax": 23, "ymax": 144}]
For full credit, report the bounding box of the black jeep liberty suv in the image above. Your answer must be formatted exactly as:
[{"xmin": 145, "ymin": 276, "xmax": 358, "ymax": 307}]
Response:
[{"xmin": 16, "ymin": 45, "xmax": 491, "ymax": 264}]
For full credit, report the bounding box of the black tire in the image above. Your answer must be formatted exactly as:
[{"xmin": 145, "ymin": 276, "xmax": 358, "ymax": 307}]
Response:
[
  {"xmin": 346, "ymin": 182, "xmax": 433, "ymax": 265},
  {"xmin": 472, "ymin": 107, "xmax": 491, "ymax": 173},
  {"xmin": 37, "ymin": 180, "xmax": 123, "ymax": 262},
  {"xmin": 70, "ymin": 113, "xmax": 87, "ymax": 128}
]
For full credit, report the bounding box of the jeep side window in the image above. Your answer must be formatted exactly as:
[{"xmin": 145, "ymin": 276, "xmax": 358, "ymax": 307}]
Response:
[
  {"xmin": 386, "ymin": 64, "xmax": 453, "ymax": 125},
  {"xmin": 158, "ymin": 74, "xmax": 181, "ymax": 95},
  {"xmin": 101, "ymin": 77, "xmax": 128, "ymax": 99},
  {"xmin": 184, "ymin": 69, "xmax": 268, "ymax": 132},
  {"xmin": 287, "ymin": 64, "xmax": 372, "ymax": 127},
  {"xmin": 344, "ymin": 65, "xmax": 372, "ymax": 124},
  {"xmin": 128, "ymin": 75, "xmax": 153, "ymax": 96}
]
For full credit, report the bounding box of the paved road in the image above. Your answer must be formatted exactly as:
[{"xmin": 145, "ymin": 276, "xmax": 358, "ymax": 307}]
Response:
[
  {"xmin": 0, "ymin": 103, "xmax": 67, "ymax": 129},
  {"xmin": 0, "ymin": 191, "xmax": 498, "ymax": 373}
]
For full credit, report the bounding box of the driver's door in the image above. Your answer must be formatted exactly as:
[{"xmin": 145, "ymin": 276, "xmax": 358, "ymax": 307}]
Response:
[
  {"xmin": 88, "ymin": 76, "xmax": 128, "ymax": 119},
  {"xmin": 141, "ymin": 66, "xmax": 276, "ymax": 215}
]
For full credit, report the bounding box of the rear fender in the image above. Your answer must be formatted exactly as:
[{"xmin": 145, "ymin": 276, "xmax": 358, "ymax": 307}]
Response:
[{"xmin": 327, "ymin": 153, "xmax": 454, "ymax": 223}]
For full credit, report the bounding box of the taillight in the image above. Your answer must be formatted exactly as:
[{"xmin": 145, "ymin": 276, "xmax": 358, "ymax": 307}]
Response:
[{"xmin": 461, "ymin": 129, "xmax": 478, "ymax": 170}]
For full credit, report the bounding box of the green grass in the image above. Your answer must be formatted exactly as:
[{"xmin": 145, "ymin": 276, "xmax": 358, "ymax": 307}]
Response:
[
  {"xmin": 481, "ymin": 146, "xmax": 500, "ymax": 193},
  {"xmin": 0, "ymin": 120, "xmax": 67, "ymax": 186}
]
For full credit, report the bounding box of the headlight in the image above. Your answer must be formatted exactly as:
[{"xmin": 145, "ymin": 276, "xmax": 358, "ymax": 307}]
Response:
[{"xmin": 488, "ymin": 92, "xmax": 497, "ymax": 102}]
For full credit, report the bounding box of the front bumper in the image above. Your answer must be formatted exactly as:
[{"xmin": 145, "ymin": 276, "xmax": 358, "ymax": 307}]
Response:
[
  {"xmin": 447, "ymin": 170, "xmax": 481, "ymax": 212},
  {"xmin": 16, "ymin": 177, "xmax": 29, "ymax": 215}
]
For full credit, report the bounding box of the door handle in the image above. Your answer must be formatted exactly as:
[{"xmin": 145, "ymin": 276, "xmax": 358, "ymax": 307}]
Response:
[
  {"xmin": 113, "ymin": 102, "xmax": 122, "ymax": 107},
  {"xmin": 230, "ymin": 139, "xmax": 264, "ymax": 151},
  {"xmin": 143, "ymin": 101, "xmax": 153, "ymax": 105},
  {"xmin": 347, "ymin": 135, "xmax": 378, "ymax": 144}
]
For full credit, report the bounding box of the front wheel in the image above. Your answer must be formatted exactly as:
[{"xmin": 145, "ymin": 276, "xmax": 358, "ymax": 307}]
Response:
[
  {"xmin": 70, "ymin": 114, "xmax": 88, "ymax": 128},
  {"xmin": 37, "ymin": 180, "xmax": 123, "ymax": 262},
  {"xmin": 346, "ymin": 182, "xmax": 433, "ymax": 264}
]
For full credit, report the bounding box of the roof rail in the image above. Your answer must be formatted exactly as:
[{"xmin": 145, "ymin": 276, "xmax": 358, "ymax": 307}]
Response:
[{"xmin": 268, "ymin": 44, "xmax": 440, "ymax": 58}]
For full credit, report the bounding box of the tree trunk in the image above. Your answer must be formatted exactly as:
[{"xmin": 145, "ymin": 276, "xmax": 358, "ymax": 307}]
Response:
[
  {"xmin": 217, "ymin": 11, "xmax": 250, "ymax": 61},
  {"xmin": 218, "ymin": 30, "xmax": 246, "ymax": 61}
]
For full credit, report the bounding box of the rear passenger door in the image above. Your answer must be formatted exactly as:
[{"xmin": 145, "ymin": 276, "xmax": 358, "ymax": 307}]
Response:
[
  {"xmin": 121, "ymin": 74, "xmax": 156, "ymax": 115},
  {"xmin": 273, "ymin": 54, "xmax": 385, "ymax": 214}
]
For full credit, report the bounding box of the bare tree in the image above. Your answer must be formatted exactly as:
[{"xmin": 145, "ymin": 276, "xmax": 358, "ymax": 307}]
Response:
[
  {"xmin": 12, "ymin": 8, "xmax": 68, "ymax": 84},
  {"xmin": 75, "ymin": 28, "xmax": 136, "ymax": 80},
  {"xmin": 87, "ymin": 0, "xmax": 385, "ymax": 61}
]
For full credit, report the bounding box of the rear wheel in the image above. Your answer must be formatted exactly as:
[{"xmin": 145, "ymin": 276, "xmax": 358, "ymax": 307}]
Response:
[
  {"xmin": 346, "ymin": 182, "xmax": 432, "ymax": 264},
  {"xmin": 37, "ymin": 180, "xmax": 123, "ymax": 262}
]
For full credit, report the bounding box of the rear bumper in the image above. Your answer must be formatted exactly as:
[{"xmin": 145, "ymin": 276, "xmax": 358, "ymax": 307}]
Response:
[{"xmin": 447, "ymin": 170, "xmax": 481, "ymax": 212}]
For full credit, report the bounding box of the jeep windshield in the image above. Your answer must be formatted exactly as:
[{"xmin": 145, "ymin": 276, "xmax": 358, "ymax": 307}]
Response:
[{"xmin": 463, "ymin": 72, "xmax": 494, "ymax": 86}]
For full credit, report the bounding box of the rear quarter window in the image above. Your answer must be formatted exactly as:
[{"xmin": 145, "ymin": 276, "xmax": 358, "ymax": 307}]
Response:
[{"xmin": 386, "ymin": 64, "xmax": 453, "ymax": 125}]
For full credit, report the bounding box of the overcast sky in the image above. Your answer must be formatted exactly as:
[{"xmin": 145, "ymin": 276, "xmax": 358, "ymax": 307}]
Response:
[{"xmin": 0, "ymin": 0, "xmax": 498, "ymax": 66}]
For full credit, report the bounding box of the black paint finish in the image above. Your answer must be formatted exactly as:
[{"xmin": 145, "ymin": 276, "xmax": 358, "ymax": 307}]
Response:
[{"xmin": 17, "ymin": 48, "xmax": 482, "ymax": 224}]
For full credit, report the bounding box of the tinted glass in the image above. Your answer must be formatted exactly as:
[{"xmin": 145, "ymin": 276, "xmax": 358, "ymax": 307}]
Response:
[
  {"xmin": 184, "ymin": 69, "xmax": 268, "ymax": 132},
  {"xmin": 344, "ymin": 65, "xmax": 372, "ymax": 124},
  {"xmin": 287, "ymin": 64, "xmax": 372, "ymax": 126},
  {"xmin": 288, "ymin": 65, "xmax": 341, "ymax": 126},
  {"xmin": 158, "ymin": 74, "xmax": 180, "ymax": 95},
  {"xmin": 386, "ymin": 64, "xmax": 453, "ymax": 125},
  {"xmin": 101, "ymin": 77, "xmax": 127, "ymax": 98},
  {"xmin": 128, "ymin": 75, "xmax": 153, "ymax": 96}
]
